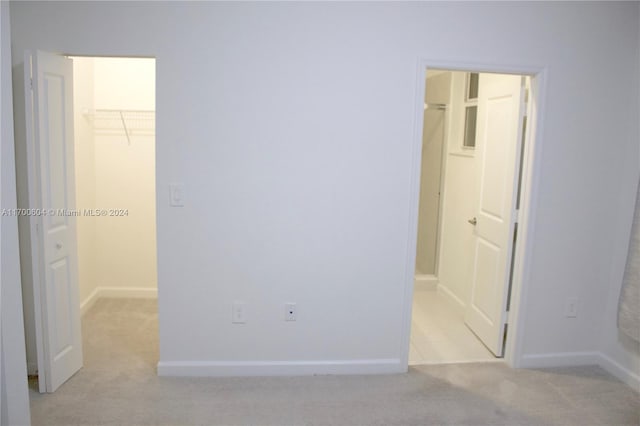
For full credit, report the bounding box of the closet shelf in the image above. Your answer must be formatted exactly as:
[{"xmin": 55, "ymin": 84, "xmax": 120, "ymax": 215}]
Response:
[{"xmin": 83, "ymin": 109, "xmax": 155, "ymax": 144}]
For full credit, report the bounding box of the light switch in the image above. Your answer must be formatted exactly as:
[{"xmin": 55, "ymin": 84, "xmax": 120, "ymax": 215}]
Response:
[{"xmin": 170, "ymin": 183, "xmax": 184, "ymax": 207}]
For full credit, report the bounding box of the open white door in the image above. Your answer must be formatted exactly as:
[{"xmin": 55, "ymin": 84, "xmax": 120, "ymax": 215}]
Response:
[
  {"xmin": 464, "ymin": 73, "xmax": 526, "ymax": 357},
  {"xmin": 25, "ymin": 50, "xmax": 82, "ymax": 392}
]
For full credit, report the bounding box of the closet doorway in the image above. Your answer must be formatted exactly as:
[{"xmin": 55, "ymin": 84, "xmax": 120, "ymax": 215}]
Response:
[
  {"xmin": 409, "ymin": 68, "xmax": 535, "ymax": 365},
  {"xmin": 18, "ymin": 52, "xmax": 157, "ymax": 392}
]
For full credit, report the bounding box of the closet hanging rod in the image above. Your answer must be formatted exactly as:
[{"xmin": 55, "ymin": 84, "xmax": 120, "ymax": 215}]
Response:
[
  {"xmin": 118, "ymin": 111, "xmax": 131, "ymax": 145},
  {"xmin": 83, "ymin": 109, "xmax": 155, "ymax": 143}
]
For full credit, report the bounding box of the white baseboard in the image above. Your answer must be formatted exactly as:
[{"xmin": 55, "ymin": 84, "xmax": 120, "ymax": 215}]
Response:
[
  {"xmin": 437, "ymin": 284, "xmax": 465, "ymax": 315},
  {"xmin": 519, "ymin": 351, "xmax": 601, "ymax": 368},
  {"xmin": 157, "ymin": 359, "xmax": 403, "ymax": 377},
  {"xmin": 80, "ymin": 286, "xmax": 157, "ymax": 316},
  {"xmin": 518, "ymin": 351, "xmax": 639, "ymax": 392},
  {"xmin": 98, "ymin": 286, "xmax": 158, "ymax": 299},
  {"xmin": 414, "ymin": 275, "xmax": 438, "ymax": 291},
  {"xmin": 80, "ymin": 287, "xmax": 101, "ymax": 316},
  {"xmin": 597, "ymin": 352, "xmax": 640, "ymax": 392}
]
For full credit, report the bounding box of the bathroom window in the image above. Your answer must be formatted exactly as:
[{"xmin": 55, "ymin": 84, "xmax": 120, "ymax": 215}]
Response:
[
  {"xmin": 463, "ymin": 105, "xmax": 477, "ymax": 148},
  {"xmin": 466, "ymin": 73, "xmax": 479, "ymax": 101},
  {"xmin": 463, "ymin": 73, "xmax": 479, "ymax": 149}
]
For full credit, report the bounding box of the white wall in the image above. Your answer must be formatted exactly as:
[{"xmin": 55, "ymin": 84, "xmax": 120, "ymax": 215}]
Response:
[
  {"xmin": 74, "ymin": 57, "xmax": 156, "ymax": 298},
  {"xmin": 90, "ymin": 57, "xmax": 157, "ymax": 293},
  {"xmin": 600, "ymin": 179, "xmax": 640, "ymax": 391},
  {"xmin": 72, "ymin": 56, "xmax": 97, "ymax": 305},
  {"xmin": 93, "ymin": 57, "xmax": 155, "ymax": 110},
  {"xmin": 1, "ymin": 1, "xmax": 31, "ymax": 424},
  {"xmin": 437, "ymin": 71, "xmax": 477, "ymax": 307},
  {"xmin": 415, "ymin": 71, "xmax": 450, "ymax": 276},
  {"xmin": 6, "ymin": 2, "xmax": 639, "ymax": 382},
  {"xmin": 597, "ymin": 19, "xmax": 640, "ymax": 389}
]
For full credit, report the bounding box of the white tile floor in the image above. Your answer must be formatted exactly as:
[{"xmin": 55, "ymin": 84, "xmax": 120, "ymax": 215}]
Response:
[{"xmin": 409, "ymin": 289, "xmax": 498, "ymax": 365}]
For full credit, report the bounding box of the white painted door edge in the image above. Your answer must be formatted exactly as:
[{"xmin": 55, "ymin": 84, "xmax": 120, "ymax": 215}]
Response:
[
  {"xmin": 24, "ymin": 50, "xmax": 48, "ymax": 393},
  {"xmin": 24, "ymin": 50, "xmax": 83, "ymax": 392}
]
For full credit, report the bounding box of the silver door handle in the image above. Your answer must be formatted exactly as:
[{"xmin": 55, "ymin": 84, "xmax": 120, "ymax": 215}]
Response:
[
  {"xmin": 56, "ymin": 242, "xmax": 63, "ymax": 250},
  {"xmin": 468, "ymin": 217, "xmax": 477, "ymax": 226}
]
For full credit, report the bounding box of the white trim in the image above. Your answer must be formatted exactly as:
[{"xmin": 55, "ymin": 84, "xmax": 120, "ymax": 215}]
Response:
[
  {"xmin": 412, "ymin": 358, "xmax": 505, "ymax": 366},
  {"xmin": 598, "ymin": 352, "xmax": 640, "ymax": 392},
  {"xmin": 398, "ymin": 58, "xmax": 430, "ymax": 372},
  {"xmin": 97, "ymin": 286, "xmax": 157, "ymax": 299},
  {"xmin": 24, "ymin": 49, "xmax": 48, "ymax": 393},
  {"xmin": 0, "ymin": 3, "xmax": 3, "ymax": 419},
  {"xmin": 519, "ymin": 351, "xmax": 601, "ymax": 368},
  {"xmin": 437, "ymin": 284, "xmax": 465, "ymax": 315},
  {"xmin": 504, "ymin": 67, "xmax": 548, "ymax": 369},
  {"xmin": 414, "ymin": 275, "xmax": 438, "ymax": 291},
  {"xmin": 448, "ymin": 151, "xmax": 474, "ymax": 158},
  {"xmin": 157, "ymin": 359, "xmax": 403, "ymax": 377},
  {"xmin": 80, "ymin": 286, "xmax": 158, "ymax": 316},
  {"xmin": 519, "ymin": 351, "xmax": 640, "ymax": 392},
  {"xmin": 427, "ymin": 60, "xmax": 544, "ymax": 77},
  {"xmin": 79, "ymin": 287, "xmax": 100, "ymax": 316},
  {"xmin": 400, "ymin": 58, "xmax": 547, "ymax": 372}
]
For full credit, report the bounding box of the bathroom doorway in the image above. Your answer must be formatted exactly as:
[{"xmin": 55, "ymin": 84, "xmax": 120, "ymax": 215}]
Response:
[{"xmin": 410, "ymin": 68, "xmax": 533, "ymax": 365}]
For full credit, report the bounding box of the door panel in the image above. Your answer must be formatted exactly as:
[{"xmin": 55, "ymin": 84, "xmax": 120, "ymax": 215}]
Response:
[
  {"xmin": 471, "ymin": 239, "xmax": 501, "ymax": 321},
  {"xmin": 51, "ymin": 259, "xmax": 72, "ymax": 358},
  {"xmin": 27, "ymin": 50, "xmax": 82, "ymax": 392},
  {"xmin": 464, "ymin": 73, "xmax": 525, "ymax": 357},
  {"xmin": 479, "ymin": 98, "xmax": 513, "ymax": 218}
]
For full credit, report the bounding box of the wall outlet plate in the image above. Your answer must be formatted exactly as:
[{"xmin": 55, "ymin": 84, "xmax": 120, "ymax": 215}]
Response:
[
  {"xmin": 564, "ymin": 298, "xmax": 578, "ymax": 318},
  {"xmin": 285, "ymin": 303, "xmax": 297, "ymax": 321},
  {"xmin": 169, "ymin": 183, "xmax": 185, "ymax": 207},
  {"xmin": 232, "ymin": 301, "xmax": 246, "ymax": 324}
]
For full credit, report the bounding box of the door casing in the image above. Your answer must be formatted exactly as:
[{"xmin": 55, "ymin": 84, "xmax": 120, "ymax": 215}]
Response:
[{"xmin": 400, "ymin": 59, "xmax": 548, "ymax": 369}]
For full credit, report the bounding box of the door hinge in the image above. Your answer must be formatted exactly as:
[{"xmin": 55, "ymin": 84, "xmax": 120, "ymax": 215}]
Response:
[
  {"xmin": 501, "ymin": 323, "xmax": 509, "ymax": 356},
  {"xmin": 30, "ymin": 78, "xmax": 33, "ymax": 90}
]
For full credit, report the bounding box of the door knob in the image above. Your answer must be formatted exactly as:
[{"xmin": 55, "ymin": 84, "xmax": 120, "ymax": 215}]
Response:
[
  {"xmin": 468, "ymin": 217, "xmax": 477, "ymax": 226},
  {"xmin": 56, "ymin": 242, "xmax": 63, "ymax": 250}
]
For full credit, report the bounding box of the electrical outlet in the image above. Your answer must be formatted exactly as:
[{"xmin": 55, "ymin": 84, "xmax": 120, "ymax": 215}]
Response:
[
  {"xmin": 169, "ymin": 183, "xmax": 185, "ymax": 207},
  {"xmin": 285, "ymin": 303, "xmax": 297, "ymax": 321},
  {"xmin": 232, "ymin": 301, "xmax": 246, "ymax": 324},
  {"xmin": 564, "ymin": 298, "xmax": 578, "ymax": 318}
]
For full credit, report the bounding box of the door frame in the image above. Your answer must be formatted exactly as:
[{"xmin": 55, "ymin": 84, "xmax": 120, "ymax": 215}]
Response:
[
  {"xmin": 21, "ymin": 51, "xmax": 159, "ymax": 392},
  {"xmin": 400, "ymin": 59, "xmax": 548, "ymax": 369}
]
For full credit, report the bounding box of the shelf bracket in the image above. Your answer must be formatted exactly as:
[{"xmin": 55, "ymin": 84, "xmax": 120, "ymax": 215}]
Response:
[{"xmin": 119, "ymin": 110, "xmax": 131, "ymax": 145}]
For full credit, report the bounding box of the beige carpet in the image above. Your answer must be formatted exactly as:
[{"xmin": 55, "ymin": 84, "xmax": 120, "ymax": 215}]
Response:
[{"xmin": 29, "ymin": 298, "xmax": 639, "ymax": 426}]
